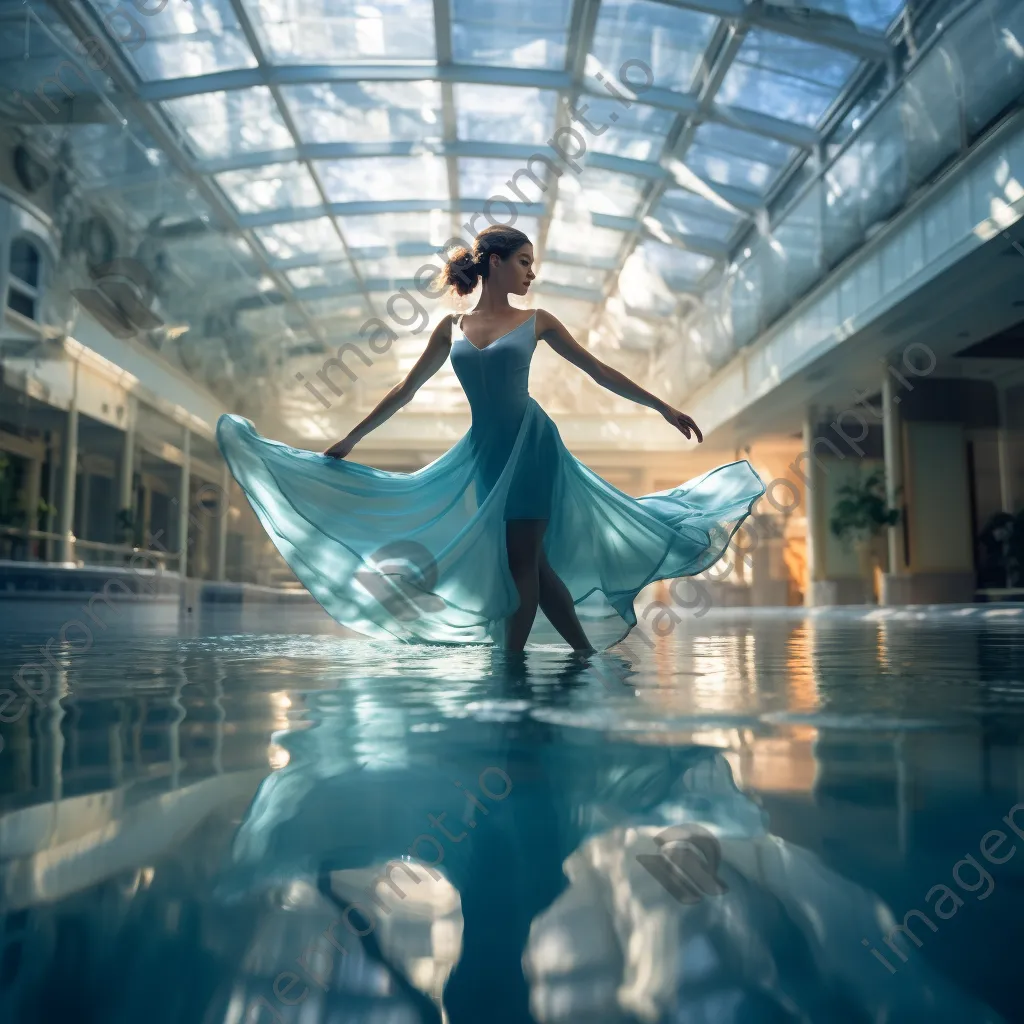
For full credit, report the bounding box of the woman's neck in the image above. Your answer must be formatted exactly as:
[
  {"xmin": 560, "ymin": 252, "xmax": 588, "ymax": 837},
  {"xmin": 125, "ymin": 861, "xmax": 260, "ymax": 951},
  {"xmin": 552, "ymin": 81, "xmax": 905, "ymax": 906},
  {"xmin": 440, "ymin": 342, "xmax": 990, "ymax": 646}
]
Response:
[{"xmin": 468, "ymin": 290, "xmax": 513, "ymax": 316}]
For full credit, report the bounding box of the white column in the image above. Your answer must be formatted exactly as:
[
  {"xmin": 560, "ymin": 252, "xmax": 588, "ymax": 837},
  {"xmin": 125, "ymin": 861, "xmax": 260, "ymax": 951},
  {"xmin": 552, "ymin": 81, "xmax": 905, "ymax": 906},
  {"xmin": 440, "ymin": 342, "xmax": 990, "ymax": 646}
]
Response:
[
  {"xmin": 78, "ymin": 464, "xmax": 92, "ymax": 543},
  {"xmin": 25, "ymin": 456, "xmax": 42, "ymax": 534},
  {"xmin": 802, "ymin": 406, "xmax": 819, "ymax": 606},
  {"xmin": 177, "ymin": 426, "xmax": 191, "ymax": 577},
  {"xmin": 881, "ymin": 366, "xmax": 906, "ymax": 575},
  {"xmin": 119, "ymin": 395, "xmax": 137, "ymax": 530},
  {"xmin": 45, "ymin": 440, "xmax": 58, "ymax": 561},
  {"xmin": 59, "ymin": 360, "xmax": 80, "ymax": 564},
  {"xmin": 141, "ymin": 484, "xmax": 152, "ymax": 547},
  {"xmin": 215, "ymin": 464, "xmax": 230, "ymax": 582},
  {"xmin": 996, "ymin": 386, "xmax": 1015, "ymax": 515}
]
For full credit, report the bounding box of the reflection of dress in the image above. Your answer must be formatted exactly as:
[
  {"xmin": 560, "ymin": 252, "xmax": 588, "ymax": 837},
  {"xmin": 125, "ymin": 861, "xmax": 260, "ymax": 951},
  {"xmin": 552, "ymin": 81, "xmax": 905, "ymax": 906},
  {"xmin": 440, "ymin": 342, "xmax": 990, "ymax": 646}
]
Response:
[{"xmin": 216, "ymin": 312, "xmax": 765, "ymax": 649}]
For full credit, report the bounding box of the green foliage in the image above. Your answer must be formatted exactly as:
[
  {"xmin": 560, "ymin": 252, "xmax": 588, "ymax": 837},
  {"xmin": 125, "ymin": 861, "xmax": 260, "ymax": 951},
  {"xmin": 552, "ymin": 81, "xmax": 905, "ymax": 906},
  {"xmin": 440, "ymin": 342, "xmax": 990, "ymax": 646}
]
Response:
[
  {"xmin": 0, "ymin": 452, "xmax": 24, "ymax": 526},
  {"xmin": 977, "ymin": 510, "xmax": 1024, "ymax": 589},
  {"xmin": 0, "ymin": 452, "xmax": 56, "ymax": 528},
  {"xmin": 829, "ymin": 468, "xmax": 900, "ymax": 548}
]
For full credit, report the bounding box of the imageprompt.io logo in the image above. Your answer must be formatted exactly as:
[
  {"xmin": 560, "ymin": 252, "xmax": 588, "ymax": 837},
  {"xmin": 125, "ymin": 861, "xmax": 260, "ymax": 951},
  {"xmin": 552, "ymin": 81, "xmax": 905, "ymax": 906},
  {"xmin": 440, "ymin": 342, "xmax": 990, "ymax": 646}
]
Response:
[{"xmin": 636, "ymin": 823, "xmax": 729, "ymax": 904}]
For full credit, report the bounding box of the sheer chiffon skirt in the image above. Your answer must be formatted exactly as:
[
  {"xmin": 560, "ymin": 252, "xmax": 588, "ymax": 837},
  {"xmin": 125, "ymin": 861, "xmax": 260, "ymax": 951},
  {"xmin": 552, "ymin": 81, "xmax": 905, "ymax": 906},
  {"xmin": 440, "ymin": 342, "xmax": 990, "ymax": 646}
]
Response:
[{"xmin": 217, "ymin": 406, "xmax": 765, "ymax": 651}]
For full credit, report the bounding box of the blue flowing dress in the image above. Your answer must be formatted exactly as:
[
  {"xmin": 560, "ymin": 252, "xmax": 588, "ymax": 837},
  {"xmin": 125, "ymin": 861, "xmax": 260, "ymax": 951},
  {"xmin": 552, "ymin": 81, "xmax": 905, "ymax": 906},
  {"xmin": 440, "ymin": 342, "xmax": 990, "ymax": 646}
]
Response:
[{"xmin": 216, "ymin": 311, "xmax": 765, "ymax": 650}]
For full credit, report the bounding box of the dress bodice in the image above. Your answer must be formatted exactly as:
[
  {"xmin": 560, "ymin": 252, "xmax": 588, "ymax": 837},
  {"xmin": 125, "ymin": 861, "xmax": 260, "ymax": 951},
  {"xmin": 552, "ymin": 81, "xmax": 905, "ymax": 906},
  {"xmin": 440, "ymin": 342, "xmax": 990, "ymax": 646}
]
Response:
[{"xmin": 450, "ymin": 311, "xmax": 537, "ymax": 425}]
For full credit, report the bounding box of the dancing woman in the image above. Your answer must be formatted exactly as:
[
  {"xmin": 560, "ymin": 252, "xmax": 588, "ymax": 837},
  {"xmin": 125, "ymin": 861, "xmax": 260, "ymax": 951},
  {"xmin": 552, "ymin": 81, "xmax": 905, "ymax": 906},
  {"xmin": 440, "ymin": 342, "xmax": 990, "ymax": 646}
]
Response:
[{"xmin": 218, "ymin": 225, "xmax": 764, "ymax": 653}]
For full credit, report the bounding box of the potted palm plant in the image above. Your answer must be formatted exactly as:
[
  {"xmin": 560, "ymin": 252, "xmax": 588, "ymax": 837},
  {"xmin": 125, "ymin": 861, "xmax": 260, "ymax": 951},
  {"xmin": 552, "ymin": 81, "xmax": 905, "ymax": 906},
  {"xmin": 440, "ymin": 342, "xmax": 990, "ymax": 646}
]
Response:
[{"xmin": 829, "ymin": 468, "xmax": 900, "ymax": 594}]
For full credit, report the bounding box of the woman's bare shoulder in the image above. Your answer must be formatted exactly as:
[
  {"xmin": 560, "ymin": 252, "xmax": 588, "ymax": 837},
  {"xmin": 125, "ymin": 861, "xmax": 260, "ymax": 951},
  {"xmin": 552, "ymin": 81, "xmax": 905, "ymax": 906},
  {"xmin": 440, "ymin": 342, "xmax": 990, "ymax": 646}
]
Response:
[{"xmin": 534, "ymin": 308, "xmax": 566, "ymax": 337}]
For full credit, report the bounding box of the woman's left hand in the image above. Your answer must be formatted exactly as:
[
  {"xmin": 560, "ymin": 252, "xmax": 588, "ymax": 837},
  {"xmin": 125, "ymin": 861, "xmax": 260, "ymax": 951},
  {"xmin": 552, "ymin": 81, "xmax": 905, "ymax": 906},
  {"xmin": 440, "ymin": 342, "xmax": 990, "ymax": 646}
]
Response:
[
  {"xmin": 660, "ymin": 405, "xmax": 703, "ymax": 443},
  {"xmin": 323, "ymin": 435, "xmax": 357, "ymax": 459}
]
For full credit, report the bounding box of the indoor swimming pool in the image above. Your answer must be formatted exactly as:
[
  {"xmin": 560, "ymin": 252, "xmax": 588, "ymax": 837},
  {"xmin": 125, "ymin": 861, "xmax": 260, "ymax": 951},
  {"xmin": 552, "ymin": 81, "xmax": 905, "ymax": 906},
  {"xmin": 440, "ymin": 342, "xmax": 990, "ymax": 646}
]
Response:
[{"xmin": 1, "ymin": 609, "xmax": 1022, "ymax": 1022}]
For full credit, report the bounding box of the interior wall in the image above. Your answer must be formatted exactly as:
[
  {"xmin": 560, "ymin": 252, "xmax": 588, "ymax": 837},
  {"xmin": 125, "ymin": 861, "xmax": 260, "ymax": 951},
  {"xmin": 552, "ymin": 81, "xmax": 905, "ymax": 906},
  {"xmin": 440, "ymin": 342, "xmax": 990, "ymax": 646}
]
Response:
[{"xmin": 904, "ymin": 421, "xmax": 974, "ymax": 573}]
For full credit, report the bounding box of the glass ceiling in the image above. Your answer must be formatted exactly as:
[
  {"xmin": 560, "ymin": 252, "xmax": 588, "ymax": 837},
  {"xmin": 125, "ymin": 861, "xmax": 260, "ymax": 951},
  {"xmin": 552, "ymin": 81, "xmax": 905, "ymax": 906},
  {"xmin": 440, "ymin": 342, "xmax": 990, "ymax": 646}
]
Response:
[{"xmin": 6, "ymin": 0, "xmax": 907, "ymax": 412}]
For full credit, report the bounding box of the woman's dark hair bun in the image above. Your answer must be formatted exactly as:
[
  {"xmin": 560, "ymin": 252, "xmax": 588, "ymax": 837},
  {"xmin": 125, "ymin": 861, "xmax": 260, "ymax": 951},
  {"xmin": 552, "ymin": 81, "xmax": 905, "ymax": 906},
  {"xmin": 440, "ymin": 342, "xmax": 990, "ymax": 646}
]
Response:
[
  {"xmin": 441, "ymin": 245, "xmax": 480, "ymax": 297},
  {"xmin": 440, "ymin": 224, "xmax": 532, "ymax": 297}
]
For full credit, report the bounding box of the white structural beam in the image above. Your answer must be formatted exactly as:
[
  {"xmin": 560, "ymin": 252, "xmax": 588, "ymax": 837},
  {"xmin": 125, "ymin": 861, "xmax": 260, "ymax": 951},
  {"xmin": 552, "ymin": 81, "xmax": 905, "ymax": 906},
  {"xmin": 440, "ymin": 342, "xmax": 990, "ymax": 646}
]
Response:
[
  {"xmin": 118, "ymin": 394, "xmax": 137, "ymax": 517},
  {"xmin": 59, "ymin": 359, "xmax": 79, "ymax": 564},
  {"xmin": 996, "ymin": 384, "xmax": 1016, "ymax": 515},
  {"xmin": 177, "ymin": 426, "xmax": 191, "ymax": 578},
  {"xmin": 881, "ymin": 366, "xmax": 906, "ymax": 576},
  {"xmin": 802, "ymin": 406, "xmax": 819, "ymax": 604},
  {"xmin": 215, "ymin": 464, "xmax": 230, "ymax": 583}
]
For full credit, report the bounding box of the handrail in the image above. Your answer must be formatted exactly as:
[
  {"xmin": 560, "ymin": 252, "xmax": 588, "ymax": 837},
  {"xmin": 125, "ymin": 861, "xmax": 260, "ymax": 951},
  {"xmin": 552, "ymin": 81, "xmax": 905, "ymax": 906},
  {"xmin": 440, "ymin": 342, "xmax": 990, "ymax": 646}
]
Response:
[{"xmin": 0, "ymin": 526, "xmax": 179, "ymax": 568}]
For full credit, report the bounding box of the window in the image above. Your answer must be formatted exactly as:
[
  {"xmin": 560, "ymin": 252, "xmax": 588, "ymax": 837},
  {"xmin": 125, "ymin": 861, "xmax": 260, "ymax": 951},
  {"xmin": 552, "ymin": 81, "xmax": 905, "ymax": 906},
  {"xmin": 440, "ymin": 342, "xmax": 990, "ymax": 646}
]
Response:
[{"xmin": 7, "ymin": 237, "xmax": 41, "ymax": 321}]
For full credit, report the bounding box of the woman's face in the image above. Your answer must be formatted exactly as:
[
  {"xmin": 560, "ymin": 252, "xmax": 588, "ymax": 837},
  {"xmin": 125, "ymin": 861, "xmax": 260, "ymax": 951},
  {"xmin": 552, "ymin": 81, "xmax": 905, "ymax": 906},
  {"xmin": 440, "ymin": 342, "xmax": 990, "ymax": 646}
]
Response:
[{"xmin": 492, "ymin": 243, "xmax": 536, "ymax": 296}]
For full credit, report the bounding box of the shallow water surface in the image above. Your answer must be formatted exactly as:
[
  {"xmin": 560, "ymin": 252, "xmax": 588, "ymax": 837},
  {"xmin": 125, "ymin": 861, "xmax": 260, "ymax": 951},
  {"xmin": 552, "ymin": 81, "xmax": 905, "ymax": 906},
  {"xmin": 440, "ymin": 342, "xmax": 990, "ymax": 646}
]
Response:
[{"xmin": 1, "ymin": 611, "xmax": 1022, "ymax": 1022}]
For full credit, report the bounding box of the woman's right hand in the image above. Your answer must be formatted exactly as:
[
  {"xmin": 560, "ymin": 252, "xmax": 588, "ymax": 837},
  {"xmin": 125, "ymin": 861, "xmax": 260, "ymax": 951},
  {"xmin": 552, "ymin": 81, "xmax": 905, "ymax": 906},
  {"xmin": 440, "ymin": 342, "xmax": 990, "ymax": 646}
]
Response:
[{"xmin": 323, "ymin": 434, "xmax": 357, "ymax": 459}]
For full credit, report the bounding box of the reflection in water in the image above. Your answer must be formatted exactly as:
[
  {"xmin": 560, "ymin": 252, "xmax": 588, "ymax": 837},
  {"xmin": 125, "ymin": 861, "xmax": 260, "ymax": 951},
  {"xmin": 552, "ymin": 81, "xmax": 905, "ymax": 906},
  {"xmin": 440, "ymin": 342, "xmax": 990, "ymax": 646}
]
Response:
[{"xmin": 0, "ymin": 612, "xmax": 1022, "ymax": 1021}]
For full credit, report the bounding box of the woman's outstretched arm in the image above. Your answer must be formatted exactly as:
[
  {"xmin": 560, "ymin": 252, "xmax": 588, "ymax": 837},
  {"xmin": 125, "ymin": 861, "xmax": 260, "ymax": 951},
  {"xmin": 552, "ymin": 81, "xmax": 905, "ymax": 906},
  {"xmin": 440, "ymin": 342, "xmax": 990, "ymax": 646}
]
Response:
[
  {"xmin": 324, "ymin": 315, "xmax": 455, "ymax": 458},
  {"xmin": 536, "ymin": 309, "xmax": 703, "ymax": 443}
]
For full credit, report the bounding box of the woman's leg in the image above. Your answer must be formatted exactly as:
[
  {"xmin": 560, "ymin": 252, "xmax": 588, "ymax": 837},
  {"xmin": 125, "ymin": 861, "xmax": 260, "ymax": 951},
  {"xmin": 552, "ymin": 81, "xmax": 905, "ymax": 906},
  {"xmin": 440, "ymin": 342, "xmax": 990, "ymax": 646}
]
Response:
[
  {"xmin": 504, "ymin": 518, "xmax": 546, "ymax": 651},
  {"xmin": 538, "ymin": 551, "xmax": 594, "ymax": 653}
]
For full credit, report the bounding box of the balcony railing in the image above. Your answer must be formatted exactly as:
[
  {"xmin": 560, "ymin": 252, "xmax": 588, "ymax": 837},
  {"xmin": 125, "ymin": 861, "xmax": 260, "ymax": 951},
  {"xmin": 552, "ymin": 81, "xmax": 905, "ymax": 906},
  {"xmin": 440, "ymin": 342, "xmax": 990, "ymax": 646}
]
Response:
[
  {"xmin": 684, "ymin": 0, "xmax": 1024, "ymax": 384},
  {"xmin": 0, "ymin": 526, "xmax": 178, "ymax": 571}
]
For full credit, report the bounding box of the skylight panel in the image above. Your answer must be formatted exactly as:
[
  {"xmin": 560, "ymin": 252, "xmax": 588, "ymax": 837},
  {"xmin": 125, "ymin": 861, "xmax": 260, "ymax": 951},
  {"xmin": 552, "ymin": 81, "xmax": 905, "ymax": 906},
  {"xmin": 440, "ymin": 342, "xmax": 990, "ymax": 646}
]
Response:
[
  {"xmin": 546, "ymin": 213, "xmax": 626, "ymax": 262},
  {"xmin": 539, "ymin": 262, "xmax": 611, "ymax": 293},
  {"xmin": 241, "ymin": 0, "xmax": 436, "ymax": 62},
  {"xmin": 339, "ymin": 211, "xmax": 453, "ymax": 248},
  {"xmin": 563, "ymin": 167, "xmax": 647, "ymax": 218},
  {"xmin": 651, "ymin": 188, "xmax": 743, "ymax": 242},
  {"xmin": 163, "ymin": 88, "xmax": 293, "ymax": 160},
  {"xmin": 87, "ymin": 0, "xmax": 256, "ymax": 80},
  {"xmin": 216, "ymin": 162, "xmax": 322, "ymax": 214},
  {"xmin": 459, "ymin": 158, "xmax": 548, "ymax": 205},
  {"xmin": 450, "ymin": 0, "xmax": 573, "ymax": 70},
  {"xmin": 254, "ymin": 217, "xmax": 346, "ymax": 260},
  {"xmin": 635, "ymin": 239, "xmax": 714, "ymax": 290},
  {"xmin": 286, "ymin": 262, "xmax": 355, "ymax": 289},
  {"xmin": 281, "ymin": 81, "xmax": 444, "ymax": 145},
  {"xmin": 719, "ymin": 29, "xmax": 860, "ymax": 128},
  {"xmin": 453, "ymin": 85, "xmax": 558, "ymax": 145},
  {"xmin": 575, "ymin": 96, "xmax": 676, "ymax": 161},
  {"xmin": 685, "ymin": 122, "xmax": 797, "ymax": 195},
  {"xmin": 317, "ymin": 154, "xmax": 449, "ymax": 203},
  {"xmin": 590, "ymin": 0, "xmax": 719, "ymax": 95}
]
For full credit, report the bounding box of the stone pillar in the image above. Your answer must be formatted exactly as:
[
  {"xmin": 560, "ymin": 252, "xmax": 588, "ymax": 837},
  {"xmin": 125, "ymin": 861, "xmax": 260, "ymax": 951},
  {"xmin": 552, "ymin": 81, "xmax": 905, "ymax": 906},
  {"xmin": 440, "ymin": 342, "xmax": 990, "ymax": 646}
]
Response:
[
  {"xmin": 119, "ymin": 395, "xmax": 137, "ymax": 537},
  {"xmin": 78, "ymin": 462, "xmax": 92, "ymax": 543},
  {"xmin": 802, "ymin": 406, "xmax": 819, "ymax": 606},
  {"xmin": 45, "ymin": 440, "xmax": 58, "ymax": 561},
  {"xmin": 997, "ymin": 385, "xmax": 1015, "ymax": 515},
  {"xmin": 25, "ymin": 456, "xmax": 42, "ymax": 534},
  {"xmin": 141, "ymin": 484, "xmax": 153, "ymax": 548},
  {"xmin": 881, "ymin": 365, "xmax": 906, "ymax": 577},
  {"xmin": 215, "ymin": 464, "xmax": 230, "ymax": 582},
  {"xmin": 177, "ymin": 426, "xmax": 191, "ymax": 577},
  {"xmin": 59, "ymin": 360, "xmax": 80, "ymax": 563}
]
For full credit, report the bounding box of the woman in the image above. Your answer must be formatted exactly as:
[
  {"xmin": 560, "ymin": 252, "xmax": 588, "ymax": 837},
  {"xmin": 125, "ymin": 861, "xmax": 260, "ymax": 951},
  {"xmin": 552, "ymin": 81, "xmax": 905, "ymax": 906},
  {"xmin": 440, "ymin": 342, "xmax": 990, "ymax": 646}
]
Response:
[{"xmin": 217, "ymin": 225, "xmax": 764, "ymax": 653}]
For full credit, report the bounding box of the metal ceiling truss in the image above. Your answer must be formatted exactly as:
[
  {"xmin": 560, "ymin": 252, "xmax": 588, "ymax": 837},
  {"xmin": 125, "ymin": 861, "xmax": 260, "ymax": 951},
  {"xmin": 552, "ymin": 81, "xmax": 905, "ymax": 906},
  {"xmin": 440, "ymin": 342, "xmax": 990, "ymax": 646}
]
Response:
[
  {"xmin": 46, "ymin": 0, "xmax": 334, "ymax": 362},
  {"xmin": 45, "ymin": 0, "xmax": 898, "ymax": 388},
  {"xmin": 224, "ymin": 0, "xmax": 378, "ymax": 335},
  {"xmin": 583, "ymin": 0, "xmax": 893, "ymax": 332}
]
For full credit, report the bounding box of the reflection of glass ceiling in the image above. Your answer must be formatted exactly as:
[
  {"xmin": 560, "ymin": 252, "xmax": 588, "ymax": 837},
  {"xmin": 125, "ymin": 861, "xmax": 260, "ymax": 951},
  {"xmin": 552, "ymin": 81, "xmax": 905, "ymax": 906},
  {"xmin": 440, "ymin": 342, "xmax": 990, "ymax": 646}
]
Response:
[{"xmin": 8, "ymin": 0, "xmax": 905, "ymax": 375}]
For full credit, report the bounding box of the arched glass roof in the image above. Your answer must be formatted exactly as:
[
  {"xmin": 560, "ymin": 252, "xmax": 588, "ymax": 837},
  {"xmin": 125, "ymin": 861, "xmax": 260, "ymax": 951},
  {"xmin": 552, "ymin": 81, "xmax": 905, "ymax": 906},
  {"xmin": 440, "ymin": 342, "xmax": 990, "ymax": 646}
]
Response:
[{"xmin": 2, "ymin": 0, "xmax": 908, "ymax": 429}]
